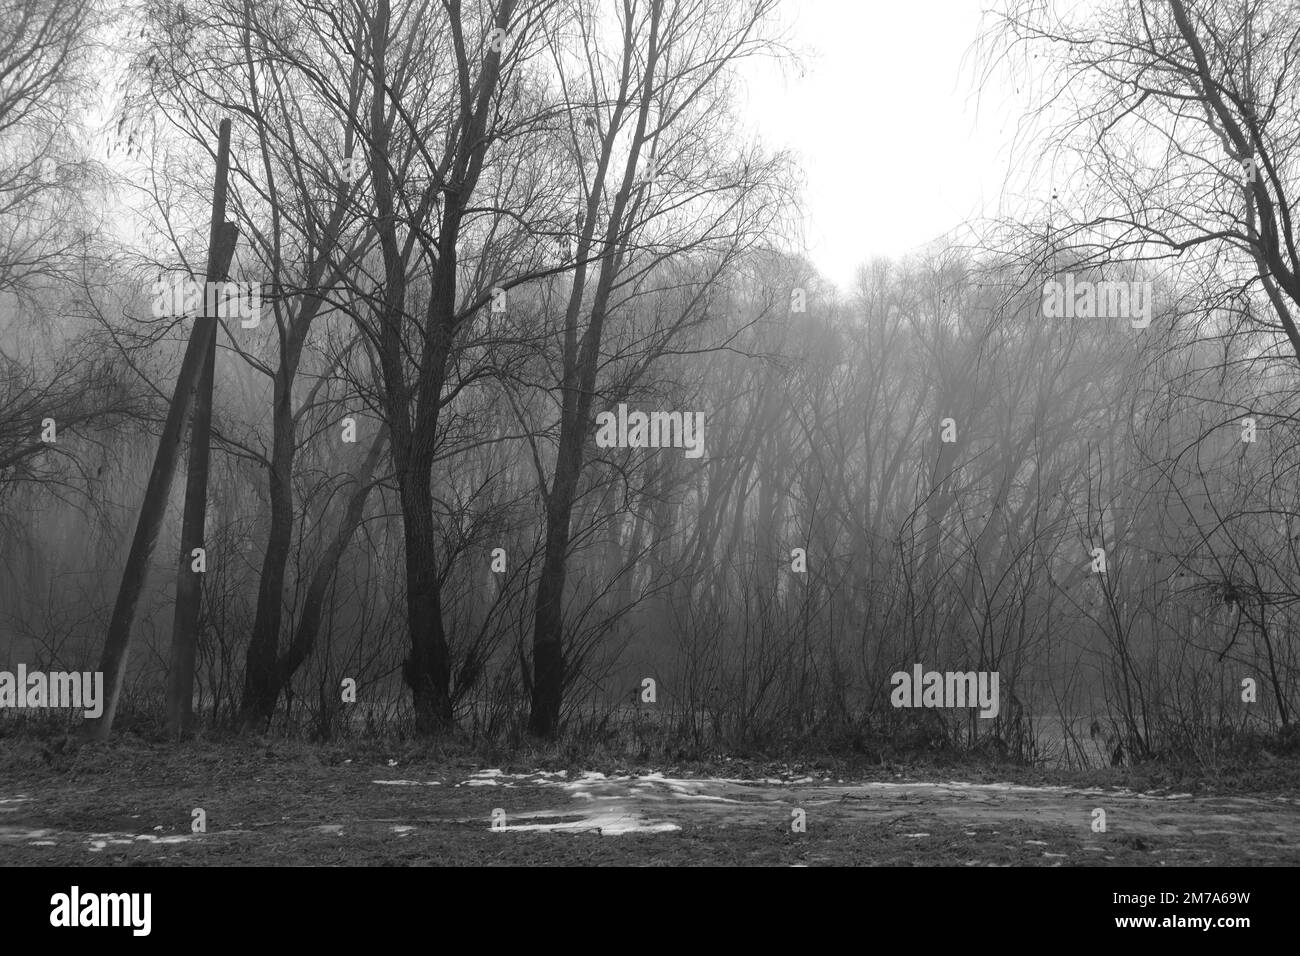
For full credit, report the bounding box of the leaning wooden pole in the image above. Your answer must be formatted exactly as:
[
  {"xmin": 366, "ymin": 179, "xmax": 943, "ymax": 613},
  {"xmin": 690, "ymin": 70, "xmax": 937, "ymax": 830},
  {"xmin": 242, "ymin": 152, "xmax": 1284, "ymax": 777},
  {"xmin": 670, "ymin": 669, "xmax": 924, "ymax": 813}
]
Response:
[
  {"xmin": 84, "ymin": 118, "xmax": 234, "ymax": 741},
  {"xmin": 165, "ymin": 218, "xmax": 238, "ymax": 738}
]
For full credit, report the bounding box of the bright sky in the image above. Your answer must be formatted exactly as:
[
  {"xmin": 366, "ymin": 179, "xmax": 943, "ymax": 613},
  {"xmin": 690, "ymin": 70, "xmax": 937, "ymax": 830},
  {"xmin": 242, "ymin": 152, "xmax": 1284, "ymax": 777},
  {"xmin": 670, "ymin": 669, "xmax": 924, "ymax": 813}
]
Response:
[
  {"xmin": 740, "ymin": 0, "xmax": 1023, "ymax": 292},
  {"xmin": 95, "ymin": 0, "xmax": 1030, "ymax": 292}
]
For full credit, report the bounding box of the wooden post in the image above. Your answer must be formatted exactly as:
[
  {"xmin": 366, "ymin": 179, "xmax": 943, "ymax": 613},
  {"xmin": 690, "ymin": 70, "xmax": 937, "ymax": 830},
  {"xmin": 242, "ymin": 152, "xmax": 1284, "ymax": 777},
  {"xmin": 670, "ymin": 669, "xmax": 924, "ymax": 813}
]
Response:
[
  {"xmin": 166, "ymin": 219, "xmax": 239, "ymax": 738},
  {"xmin": 84, "ymin": 119, "xmax": 235, "ymax": 741}
]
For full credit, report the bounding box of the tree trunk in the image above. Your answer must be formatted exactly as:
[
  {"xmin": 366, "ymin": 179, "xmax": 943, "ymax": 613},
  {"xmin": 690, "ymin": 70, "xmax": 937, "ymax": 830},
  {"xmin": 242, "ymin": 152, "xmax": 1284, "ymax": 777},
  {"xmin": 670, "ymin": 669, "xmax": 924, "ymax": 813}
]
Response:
[
  {"xmin": 398, "ymin": 452, "xmax": 454, "ymax": 732},
  {"xmin": 237, "ymin": 357, "xmax": 300, "ymax": 731},
  {"xmin": 529, "ymin": 445, "xmax": 583, "ymax": 736}
]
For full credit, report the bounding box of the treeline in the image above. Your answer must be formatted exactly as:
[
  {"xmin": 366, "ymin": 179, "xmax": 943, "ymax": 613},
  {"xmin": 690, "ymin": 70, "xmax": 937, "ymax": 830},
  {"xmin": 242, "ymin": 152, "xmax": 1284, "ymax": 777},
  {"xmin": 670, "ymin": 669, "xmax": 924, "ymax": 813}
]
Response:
[{"xmin": 2, "ymin": 0, "xmax": 1299, "ymax": 768}]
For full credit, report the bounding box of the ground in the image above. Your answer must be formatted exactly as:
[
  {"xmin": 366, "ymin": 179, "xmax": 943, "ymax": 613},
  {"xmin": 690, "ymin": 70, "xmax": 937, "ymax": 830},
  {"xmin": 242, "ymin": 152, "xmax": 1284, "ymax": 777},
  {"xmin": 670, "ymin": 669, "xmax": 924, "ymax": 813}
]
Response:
[{"xmin": 1, "ymin": 738, "xmax": 1298, "ymax": 865}]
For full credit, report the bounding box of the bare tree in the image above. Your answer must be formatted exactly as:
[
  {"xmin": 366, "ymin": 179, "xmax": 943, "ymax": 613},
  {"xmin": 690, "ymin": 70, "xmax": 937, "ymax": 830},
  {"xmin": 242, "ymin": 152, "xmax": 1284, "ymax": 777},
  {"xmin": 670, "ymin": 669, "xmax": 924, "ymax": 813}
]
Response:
[{"xmin": 523, "ymin": 0, "xmax": 795, "ymax": 736}]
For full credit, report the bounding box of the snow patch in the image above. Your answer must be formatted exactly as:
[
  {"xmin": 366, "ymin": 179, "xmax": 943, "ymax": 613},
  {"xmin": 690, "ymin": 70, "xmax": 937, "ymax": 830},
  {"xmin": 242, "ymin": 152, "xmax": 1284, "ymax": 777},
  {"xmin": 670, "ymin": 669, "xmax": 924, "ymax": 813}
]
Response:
[
  {"xmin": 0, "ymin": 827, "xmax": 51, "ymax": 841},
  {"xmin": 373, "ymin": 779, "xmax": 440, "ymax": 786},
  {"xmin": 495, "ymin": 811, "xmax": 680, "ymax": 835}
]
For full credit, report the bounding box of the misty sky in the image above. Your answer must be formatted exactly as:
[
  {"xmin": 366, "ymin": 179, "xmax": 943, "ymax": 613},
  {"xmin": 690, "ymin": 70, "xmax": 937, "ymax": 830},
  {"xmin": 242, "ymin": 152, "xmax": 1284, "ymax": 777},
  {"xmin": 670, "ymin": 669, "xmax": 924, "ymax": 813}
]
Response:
[{"xmin": 740, "ymin": 0, "xmax": 1024, "ymax": 292}]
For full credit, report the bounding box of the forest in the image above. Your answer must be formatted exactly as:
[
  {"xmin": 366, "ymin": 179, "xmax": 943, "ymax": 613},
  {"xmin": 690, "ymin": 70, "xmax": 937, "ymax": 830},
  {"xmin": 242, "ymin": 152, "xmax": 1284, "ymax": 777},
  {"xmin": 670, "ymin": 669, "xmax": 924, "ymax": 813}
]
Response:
[{"xmin": 2, "ymin": 0, "xmax": 1298, "ymax": 784}]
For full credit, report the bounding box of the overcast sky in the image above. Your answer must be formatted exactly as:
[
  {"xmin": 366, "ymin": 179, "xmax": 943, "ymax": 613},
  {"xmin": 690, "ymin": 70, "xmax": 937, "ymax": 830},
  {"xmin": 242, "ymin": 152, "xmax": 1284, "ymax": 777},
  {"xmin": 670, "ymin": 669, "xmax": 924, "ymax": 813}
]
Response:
[
  {"xmin": 739, "ymin": 1, "xmax": 1024, "ymax": 293},
  {"xmin": 96, "ymin": 1, "xmax": 1032, "ymax": 292}
]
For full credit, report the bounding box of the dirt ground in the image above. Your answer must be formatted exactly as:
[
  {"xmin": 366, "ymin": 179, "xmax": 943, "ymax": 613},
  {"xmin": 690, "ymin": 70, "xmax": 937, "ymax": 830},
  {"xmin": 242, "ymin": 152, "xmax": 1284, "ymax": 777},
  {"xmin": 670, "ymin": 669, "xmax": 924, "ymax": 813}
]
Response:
[{"xmin": 2, "ymin": 739, "xmax": 1297, "ymax": 866}]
